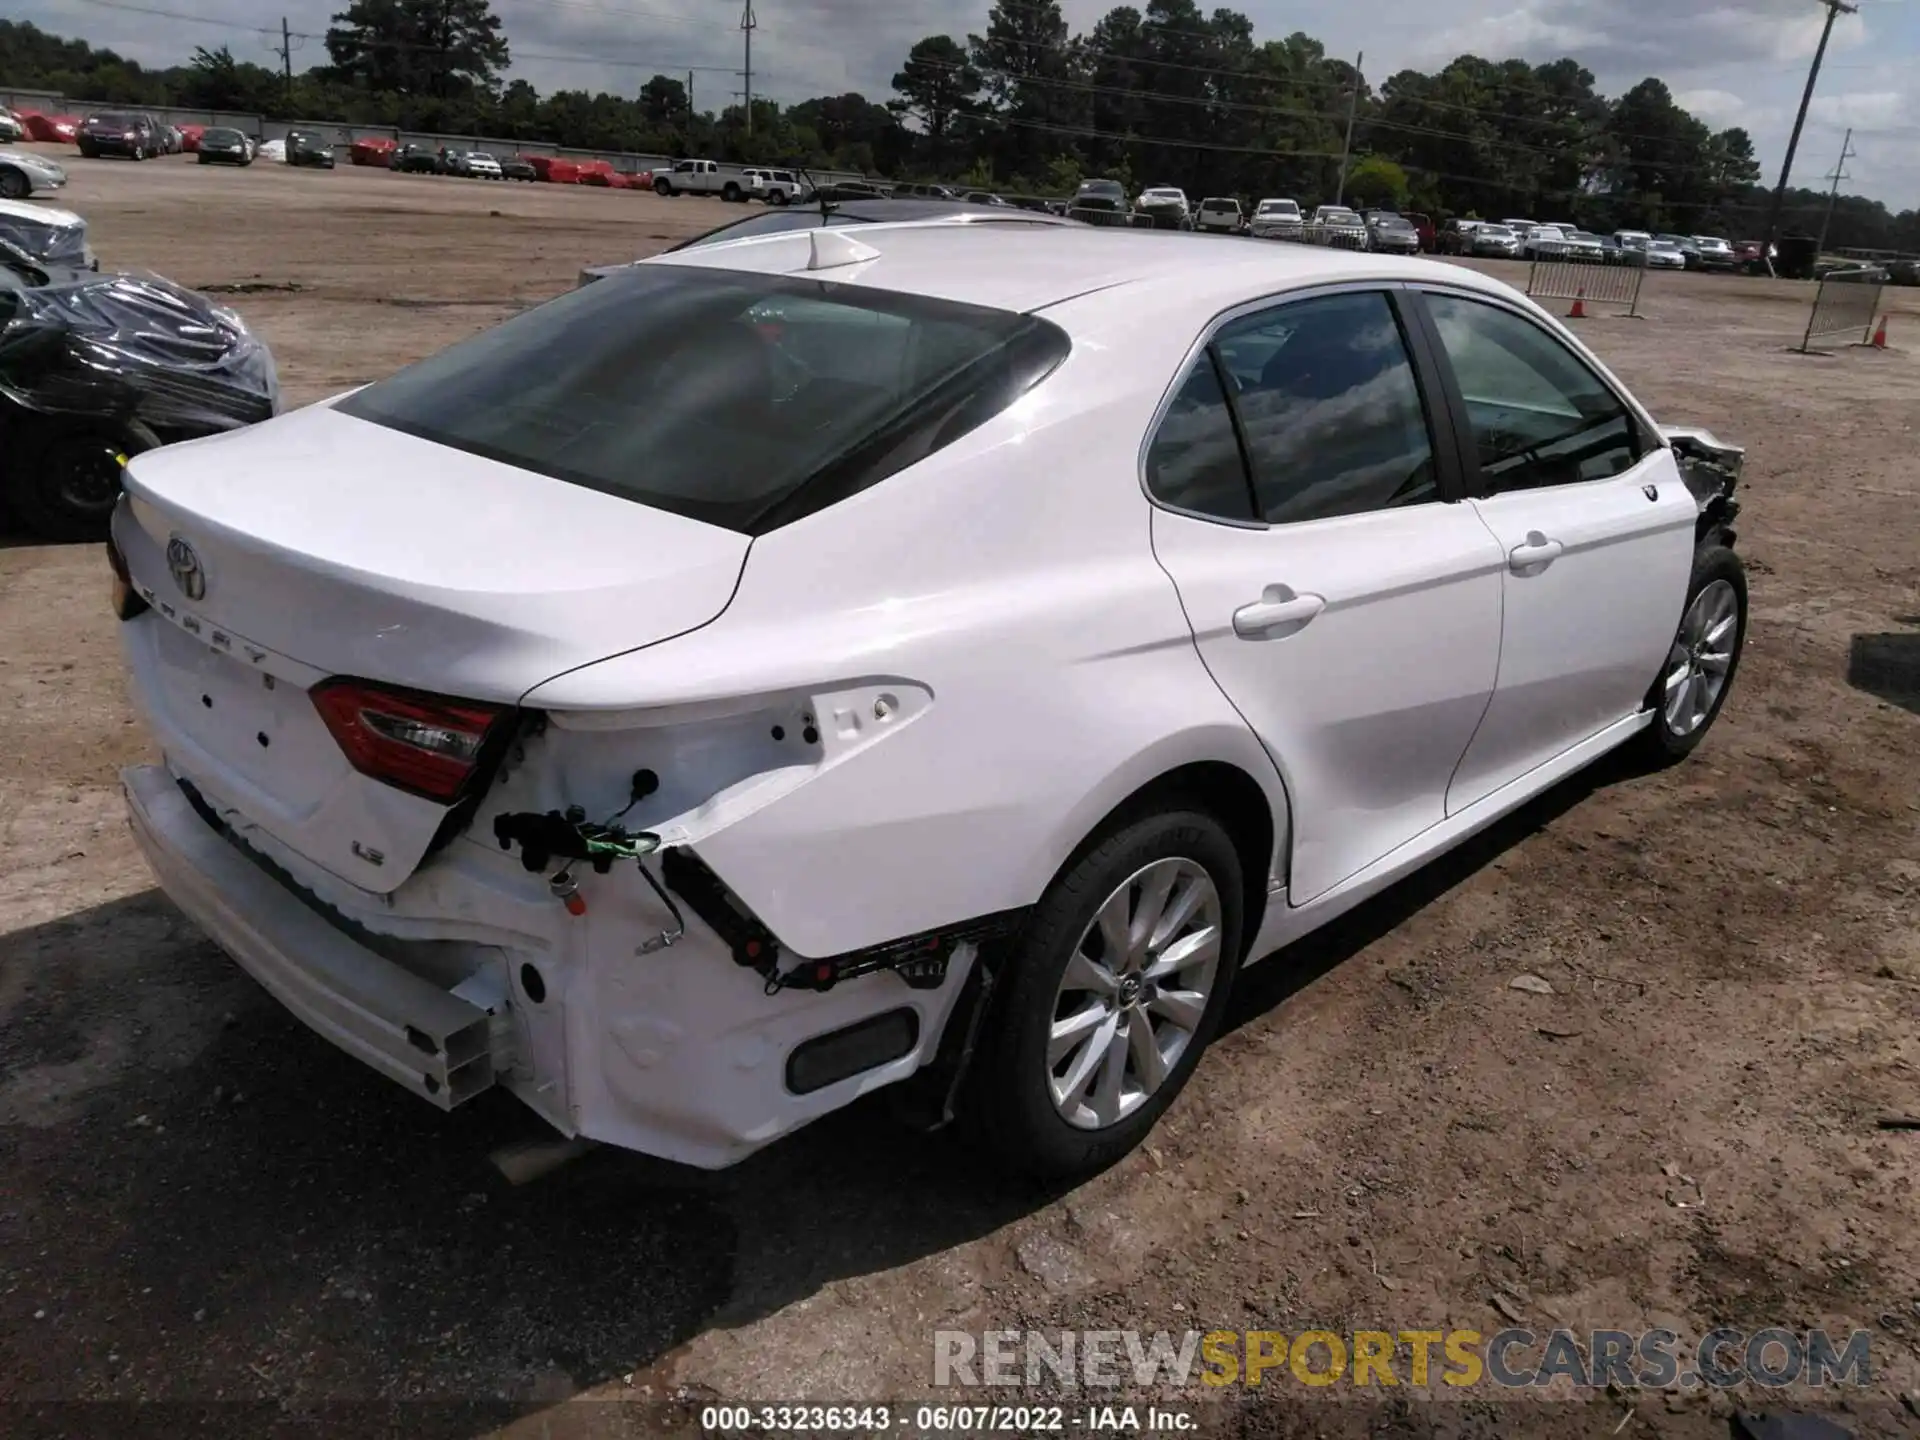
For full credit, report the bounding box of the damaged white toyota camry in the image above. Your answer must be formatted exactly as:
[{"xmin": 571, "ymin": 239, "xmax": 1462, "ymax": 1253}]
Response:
[{"xmin": 110, "ymin": 222, "xmax": 1747, "ymax": 1179}]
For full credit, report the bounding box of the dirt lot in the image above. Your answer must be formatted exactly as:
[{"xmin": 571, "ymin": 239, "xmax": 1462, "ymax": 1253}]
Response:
[{"xmin": 2, "ymin": 151, "xmax": 1918, "ymax": 1437}]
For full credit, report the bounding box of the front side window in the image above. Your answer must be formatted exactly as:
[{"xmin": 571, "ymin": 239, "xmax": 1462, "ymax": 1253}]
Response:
[
  {"xmin": 1423, "ymin": 293, "xmax": 1642, "ymax": 492},
  {"xmin": 1213, "ymin": 292, "xmax": 1438, "ymax": 525},
  {"xmin": 336, "ymin": 266, "xmax": 1068, "ymax": 535}
]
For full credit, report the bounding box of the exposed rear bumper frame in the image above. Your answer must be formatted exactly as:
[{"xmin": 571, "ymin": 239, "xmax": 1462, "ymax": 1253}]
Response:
[{"xmin": 123, "ymin": 764, "xmax": 504, "ymax": 1109}]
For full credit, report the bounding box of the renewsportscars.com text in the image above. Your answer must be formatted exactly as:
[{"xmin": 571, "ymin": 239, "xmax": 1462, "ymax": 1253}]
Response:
[{"xmin": 933, "ymin": 1328, "xmax": 1872, "ymax": 1390}]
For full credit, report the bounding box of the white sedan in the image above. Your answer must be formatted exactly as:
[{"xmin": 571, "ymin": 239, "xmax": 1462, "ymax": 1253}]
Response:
[{"xmin": 108, "ymin": 223, "xmax": 1748, "ymax": 1179}]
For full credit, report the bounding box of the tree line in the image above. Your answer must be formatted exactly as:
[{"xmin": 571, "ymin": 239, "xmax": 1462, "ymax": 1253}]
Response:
[{"xmin": 3, "ymin": 2, "xmax": 1914, "ymax": 252}]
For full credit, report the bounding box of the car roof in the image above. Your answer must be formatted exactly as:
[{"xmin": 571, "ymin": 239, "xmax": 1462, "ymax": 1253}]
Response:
[{"xmin": 649, "ymin": 220, "xmax": 1526, "ymax": 319}]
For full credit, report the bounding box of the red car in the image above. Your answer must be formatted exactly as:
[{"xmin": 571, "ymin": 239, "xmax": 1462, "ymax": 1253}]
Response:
[{"xmin": 1404, "ymin": 211, "xmax": 1436, "ymax": 252}]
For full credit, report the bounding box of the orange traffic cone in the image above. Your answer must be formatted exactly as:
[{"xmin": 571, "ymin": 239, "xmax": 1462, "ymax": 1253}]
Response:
[
  {"xmin": 1568, "ymin": 288, "xmax": 1587, "ymax": 319},
  {"xmin": 1870, "ymin": 314, "xmax": 1888, "ymax": 348}
]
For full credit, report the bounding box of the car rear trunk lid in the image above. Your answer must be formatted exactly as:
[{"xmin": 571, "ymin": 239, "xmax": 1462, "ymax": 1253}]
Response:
[{"xmin": 116, "ymin": 402, "xmax": 750, "ymax": 890}]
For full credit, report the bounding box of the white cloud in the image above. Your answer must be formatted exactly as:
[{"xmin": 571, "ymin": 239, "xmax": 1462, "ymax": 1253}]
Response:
[
  {"xmin": 1809, "ymin": 89, "xmax": 1909, "ymax": 131},
  {"xmin": 1673, "ymin": 89, "xmax": 1747, "ymax": 127}
]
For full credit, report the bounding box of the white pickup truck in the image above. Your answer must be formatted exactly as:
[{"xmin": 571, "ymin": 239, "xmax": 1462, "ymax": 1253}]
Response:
[
  {"xmin": 744, "ymin": 167, "xmax": 811, "ymax": 206},
  {"xmin": 651, "ymin": 158, "xmax": 761, "ymax": 202}
]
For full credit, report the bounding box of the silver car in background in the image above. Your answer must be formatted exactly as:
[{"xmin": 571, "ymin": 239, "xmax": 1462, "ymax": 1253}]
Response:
[
  {"xmin": 1470, "ymin": 223, "xmax": 1522, "ymax": 258},
  {"xmin": 1249, "ymin": 197, "xmax": 1302, "ymax": 239},
  {"xmin": 0, "ymin": 148, "xmax": 69, "ymax": 199}
]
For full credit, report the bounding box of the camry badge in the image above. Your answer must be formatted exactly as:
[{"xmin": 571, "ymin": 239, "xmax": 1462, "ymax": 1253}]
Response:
[{"xmin": 166, "ymin": 536, "xmax": 205, "ymax": 601}]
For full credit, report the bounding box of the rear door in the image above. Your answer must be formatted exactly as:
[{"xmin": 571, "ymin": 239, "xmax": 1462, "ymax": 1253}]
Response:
[
  {"xmin": 1148, "ymin": 287, "xmax": 1507, "ymax": 904},
  {"xmin": 1407, "ymin": 287, "xmax": 1696, "ymax": 812}
]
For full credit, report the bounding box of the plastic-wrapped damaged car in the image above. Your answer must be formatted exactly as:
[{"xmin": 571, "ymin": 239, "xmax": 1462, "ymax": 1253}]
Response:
[
  {"xmin": 0, "ymin": 247, "xmax": 278, "ymax": 538},
  {"xmin": 0, "ymin": 199, "xmax": 92, "ymax": 268}
]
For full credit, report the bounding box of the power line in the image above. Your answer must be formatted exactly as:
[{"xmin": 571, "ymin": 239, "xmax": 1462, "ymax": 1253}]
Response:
[
  {"xmin": 910, "ymin": 53, "xmax": 1715, "ymax": 170},
  {"xmin": 941, "ymin": 39, "xmax": 1739, "ymax": 159}
]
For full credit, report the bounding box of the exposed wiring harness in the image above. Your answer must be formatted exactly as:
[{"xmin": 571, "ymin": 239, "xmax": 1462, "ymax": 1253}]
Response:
[{"xmin": 491, "ymin": 769, "xmax": 683, "ymax": 949}]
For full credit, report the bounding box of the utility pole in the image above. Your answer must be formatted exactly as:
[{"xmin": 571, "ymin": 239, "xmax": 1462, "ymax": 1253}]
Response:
[
  {"xmin": 280, "ymin": 17, "xmax": 293, "ymax": 103},
  {"xmin": 740, "ymin": 0, "xmax": 757, "ymax": 138},
  {"xmin": 1334, "ymin": 50, "xmax": 1363, "ymax": 206},
  {"xmin": 1765, "ymin": 0, "xmax": 1858, "ymax": 248},
  {"xmin": 1814, "ymin": 127, "xmax": 1854, "ymax": 258},
  {"xmin": 688, "ymin": 70, "xmax": 695, "ymax": 120}
]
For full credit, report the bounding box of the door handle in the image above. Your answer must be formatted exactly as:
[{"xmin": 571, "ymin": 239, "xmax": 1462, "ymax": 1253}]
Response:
[
  {"xmin": 1232, "ymin": 585, "xmax": 1326, "ymax": 638},
  {"xmin": 1507, "ymin": 531, "xmax": 1564, "ymax": 573}
]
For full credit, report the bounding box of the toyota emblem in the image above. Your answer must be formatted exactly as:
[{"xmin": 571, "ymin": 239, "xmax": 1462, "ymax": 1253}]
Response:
[{"xmin": 166, "ymin": 536, "xmax": 205, "ymax": 601}]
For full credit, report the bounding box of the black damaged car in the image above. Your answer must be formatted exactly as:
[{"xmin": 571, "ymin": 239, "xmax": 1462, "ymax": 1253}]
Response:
[
  {"xmin": 0, "ymin": 243, "xmax": 279, "ymax": 539},
  {"xmin": 196, "ymin": 127, "xmax": 254, "ymax": 166}
]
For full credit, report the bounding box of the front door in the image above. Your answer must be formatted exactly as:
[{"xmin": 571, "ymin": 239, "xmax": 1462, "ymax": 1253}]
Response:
[
  {"xmin": 1413, "ymin": 290, "xmax": 1699, "ymax": 811},
  {"xmin": 1147, "ymin": 288, "xmax": 1507, "ymax": 904}
]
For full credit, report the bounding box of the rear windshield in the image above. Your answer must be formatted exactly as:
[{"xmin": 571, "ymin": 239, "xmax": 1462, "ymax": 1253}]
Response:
[{"xmin": 336, "ymin": 265, "xmax": 1070, "ymax": 535}]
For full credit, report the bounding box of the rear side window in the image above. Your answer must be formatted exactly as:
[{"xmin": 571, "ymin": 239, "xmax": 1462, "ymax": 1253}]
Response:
[
  {"xmin": 1145, "ymin": 355, "xmax": 1253, "ymax": 520},
  {"xmin": 1213, "ymin": 292, "xmax": 1438, "ymax": 524},
  {"xmin": 336, "ymin": 266, "xmax": 1069, "ymax": 535}
]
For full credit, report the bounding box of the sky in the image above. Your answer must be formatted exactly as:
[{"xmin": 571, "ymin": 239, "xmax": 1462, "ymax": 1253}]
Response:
[{"xmin": 19, "ymin": 0, "xmax": 1920, "ymax": 205}]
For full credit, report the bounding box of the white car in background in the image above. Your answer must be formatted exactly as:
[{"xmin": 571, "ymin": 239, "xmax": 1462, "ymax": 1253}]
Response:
[
  {"xmin": 1195, "ymin": 197, "xmax": 1244, "ymax": 234},
  {"xmin": 109, "ymin": 225, "xmax": 1748, "ymax": 1179},
  {"xmin": 745, "ymin": 168, "xmax": 809, "ymax": 205},
  {"xmin": 465, "ymin": 151, "xmax": 504, "ymax": 180},
  {"xmin": 1249, "ymin": 197, "xmax": 1303, "ymax": 239},
  {"xmin": 1134, "ymin": 186, "xmax": 1192, "ymax": 228},
  {"xmin": 1644, "ymin": 238, "xmax": 1687, "ymax": 270},
  {"xmin": 1308, "ymin": 204, "xmax": 1369, "ymax": 249}
]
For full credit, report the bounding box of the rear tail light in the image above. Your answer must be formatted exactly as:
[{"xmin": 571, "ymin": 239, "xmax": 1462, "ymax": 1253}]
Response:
[
  {"xmin": 105, "ymin": 534, "xmax": 148, "ymax": 621},
  {"xmin": 311, "ymin": 679, "xmax": 510, "ymax": 804}
]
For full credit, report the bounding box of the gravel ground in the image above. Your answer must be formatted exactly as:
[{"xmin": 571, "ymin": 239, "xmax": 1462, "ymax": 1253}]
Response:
[{"xmin": 2, "ymin": 150, "xmax": 1918, "ymax": 1439}]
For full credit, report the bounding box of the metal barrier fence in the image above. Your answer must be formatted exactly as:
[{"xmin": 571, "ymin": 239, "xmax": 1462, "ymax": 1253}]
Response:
[
  {"xmin": 1066, "ymin": 204, "xmax": 1134, "ymax": 227},
  {"xmin": 1293, "ymin": 221, "xmax": 1367, "ymax": 250},
  {"xmin": 1525, "ymin": 253, "xmax": 1644, "ymax": 316},
  {"xmin": 1799, "ymin": 267, "xmax": 1884, "ymax": 352}
]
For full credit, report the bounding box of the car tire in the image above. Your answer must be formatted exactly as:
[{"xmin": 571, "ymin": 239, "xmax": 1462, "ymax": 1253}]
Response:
[
  {"xmin": 1632, "ymin": 543, "xmax": 1747, "ymax": 765},
  {"xmin": 770, "ymin": 190, "xmax": 788, "ymax": 206},
  {"xmin": 963, "ymin": 807, "xmax": 1246, "ymax": 1182},
  {"xmin": 654, "ymin": 178, "xmax": 672, "ymax": 196},
  {"xmin": 723, "ymin": 182, "xmax": 742, "ymax": 202},
  {"xmin": 0, "ymin": 168, "xmax": 28, "ymax": 200},
  {"xmin": 10, "ymin": 417, "xmax": 161, "ymax": 543}
]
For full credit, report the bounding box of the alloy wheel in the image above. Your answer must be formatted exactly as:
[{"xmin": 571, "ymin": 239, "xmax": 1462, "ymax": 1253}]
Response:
[
  {"xmin": 1047, "ymin": 857, "xmax": 1222, "ymax": 1130},
  {"xmin": 1662, "ymin": 578, "xmax": 1739, "ymax": 737}
]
